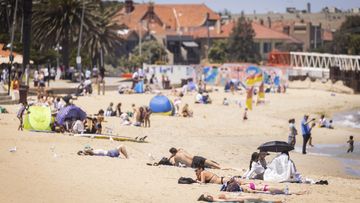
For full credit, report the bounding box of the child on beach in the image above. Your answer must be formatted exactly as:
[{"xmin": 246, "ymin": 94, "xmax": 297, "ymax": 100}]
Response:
[
  {"xmin": 243, "ymin": 108, "xmax": 248, "ymax": 120},
  {"xmin": 223, "ymin": 98, "xmax": 229, "ymax": 106},
  {"xmin": 17, "ymin": 102, "xmax": 28, "ymax": 131},
  {"xmin": 95, "ymin": 109, "xmax": 105, "ymax": 134},
  {"xmin": 105, "ymin": 102, "xmax": 115, "ymax": 117},
  {"xmin": 131, "ymin": 104, "xmax": 136, "ymax": 116},
  {"xmin": 347, "ymin": 136, "xmax": 354, "ymax": 153},
  {"xmin": 144, "ymin": 106, "xmax": 152, "ymax": 128}
]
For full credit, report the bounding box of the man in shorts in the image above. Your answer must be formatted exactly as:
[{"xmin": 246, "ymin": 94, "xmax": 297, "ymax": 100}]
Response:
[{"xmin": 168, "ymin": 147, "xmax": 221, "ymax": 169}]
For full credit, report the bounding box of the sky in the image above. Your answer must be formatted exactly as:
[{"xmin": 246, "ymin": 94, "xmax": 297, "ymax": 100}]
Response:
[{"xmin": 142, "ymin": 0, "xmax": 360, "ymax": 14}]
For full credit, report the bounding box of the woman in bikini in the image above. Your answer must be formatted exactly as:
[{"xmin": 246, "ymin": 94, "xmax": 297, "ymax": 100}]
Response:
[
  {"xmin": 195, "ymin": 166, "xmax": 226, "ymax": 184},
  {"xmin": 195, "ymin": 167, "xmax": 305, "ymax": 195}
]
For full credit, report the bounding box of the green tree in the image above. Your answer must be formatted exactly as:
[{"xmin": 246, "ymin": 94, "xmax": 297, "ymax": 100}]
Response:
[
  {"xmin": 32, "ymin": 0, "xmax": 100, "ymax": 71},
  {"xmin": 227, "ymin": 15, "xmax": 259, "ymax": 63},
  {"xmin": 132, "ymin": 40, "xmax": 167, "ymax": 65},
  {"xmin": 82, "ymin": 5, "xmax": 122, "ymax": 70},
  {"xmin": 208, "ymin": 39, "xmax": 228, "ymax": 63},
  {"xmin": 331, "ymin": 16, "xmax": 360, "ymax": 55}
]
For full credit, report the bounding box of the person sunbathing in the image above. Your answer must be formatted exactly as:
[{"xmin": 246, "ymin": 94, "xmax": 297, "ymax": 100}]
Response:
[
  {"xmin": 77, "ymin": 145, "xmax": 128, "ymax": 158},
  {"xmin": 197, "ymin": 193, "xmax": 263, "ymax": 202},
  {"xmin": 169, "ymin": 148, "xmax": 221, "ymax": 169},
  {"xmin": 195, "ymin": 167, "xmax": 306, "ymax": 195},
  {"xmin": 195, "ymin": 166, "xmax": 229, "ymax": 184}
]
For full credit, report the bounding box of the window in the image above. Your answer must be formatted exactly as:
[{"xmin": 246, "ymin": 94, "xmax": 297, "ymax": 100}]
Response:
[
  {"xmin": 254, "ymin": 43, "xmax": 260, "ymax": 53},
  {"xmin": 263, "ymin": 42, "xmax": 272, "ymax": 53}
]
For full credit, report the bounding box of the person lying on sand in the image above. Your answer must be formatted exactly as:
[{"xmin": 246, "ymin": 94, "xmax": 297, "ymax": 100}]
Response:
[
  {"xmin": 197, "ymin": 193, "xmax": 263, "ymax": 202},
  {"xmin": 195, "ymin": 166, "xmax": 232, "ymax": 184},
  {"xmin": 169, "ymin": 148, "xmax": 221, "ymax": 169},
  {"xmin": 195, "ymin": 167, "xmax": 307, "ymax": 195},
  {"xmin": 77, "ymin": 145, "xmax": 128, "ymax": 158}
]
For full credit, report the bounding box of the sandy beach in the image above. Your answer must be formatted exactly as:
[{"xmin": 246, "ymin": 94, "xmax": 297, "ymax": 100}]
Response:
[{"xmin": 1, "ymin": 83, "xmax": 360, "ymax": 203}]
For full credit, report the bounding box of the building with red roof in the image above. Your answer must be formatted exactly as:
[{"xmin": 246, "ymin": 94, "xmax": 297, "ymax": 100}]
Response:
[{"xmin": 113, "ymin": 1, "xmax": 303, "ymax": 64}]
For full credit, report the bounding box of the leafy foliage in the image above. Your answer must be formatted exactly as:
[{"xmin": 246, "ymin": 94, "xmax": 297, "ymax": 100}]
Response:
[
  {"xmin": 325, "ymin": 15, "xmax": 360, "ymax": 55},
  {"xmin": 32, "ymin": 0, "xmax": 122, "ymax": 70},
  {"xmin": 208, "ymin": 39, "xmax": 228, "ymax": 63},
  {"xmin": 227, "ymin": 15, "xmax": 260, "ymax": 63}
]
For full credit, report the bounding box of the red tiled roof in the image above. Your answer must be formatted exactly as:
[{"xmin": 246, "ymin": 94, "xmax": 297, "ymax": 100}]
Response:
[
  {"xmin": 251, "ymin": 22, "xmax": 301, "ymax": 43},
  {"xmin": 186, "ymin": 21, "xmax": 301, "ymax": 43},
  {"xmin": 113, "ymin": 3, "xmax": 220, "ymax": 36}
]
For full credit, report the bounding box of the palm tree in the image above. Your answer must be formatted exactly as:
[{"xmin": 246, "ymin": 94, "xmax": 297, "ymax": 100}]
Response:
[
  {"xmin": 32, "ymin": 0, "xmax": 100, "ymax": 72},
  {"xmin": 82, "ymin": 6, "xmax": 122, "ymax": 70}
]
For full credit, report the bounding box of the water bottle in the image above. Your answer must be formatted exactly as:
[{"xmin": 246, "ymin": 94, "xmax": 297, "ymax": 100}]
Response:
[{"xmin": 284, "ymin": 185, "xmax": 289, "ymax": 195}]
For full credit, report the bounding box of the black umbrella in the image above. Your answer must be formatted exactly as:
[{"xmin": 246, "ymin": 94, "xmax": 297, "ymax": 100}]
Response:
[{"xmin": 258, "ymin": 141, "xmax": 294, "ymax": 152}]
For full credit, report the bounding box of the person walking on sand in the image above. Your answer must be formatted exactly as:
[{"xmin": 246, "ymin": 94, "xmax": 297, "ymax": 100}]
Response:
[
  {"xmin": 97, "ymin": 68, "xmax": 105, "ymax": 95},
  {"xmin": 243, "ymin": 108, "xmax": 248, "ymax": 120},
  {"xmin": 288, "ymin": 119, "xmax": 297, "ymax": 147},
  {"xmin": 347, "ymin": 136, "xmax": 354, "ymax": 153},
  {"xmin": 301, "ymin": 115, "xmax": 315, "ymax": 154},
  {"xmin": 17, "ymin": 102, "xmax": 28, "ymax": 131},
  {"xmin": 168, "ymin": 148, "xmax": 221, "ymax": 169}
]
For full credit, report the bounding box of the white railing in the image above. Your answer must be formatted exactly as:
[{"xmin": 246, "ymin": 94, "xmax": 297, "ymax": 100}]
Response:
[{"xmin": 290, "ymin": 52, "xmax": 360, "ymax": 71}]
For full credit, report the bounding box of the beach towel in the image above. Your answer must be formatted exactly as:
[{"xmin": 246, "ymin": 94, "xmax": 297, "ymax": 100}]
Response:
[{"xmin": 263, "ymin": 153, "xmax": 297, "ymax": 183}]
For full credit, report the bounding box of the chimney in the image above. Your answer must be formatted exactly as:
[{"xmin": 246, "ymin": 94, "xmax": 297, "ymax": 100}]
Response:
[
  {"xmin": 267, "ymin": 16, "xmax": 272, "ymax": 28},
  {"xmin": 125, "ymin": 0, "xmax": 134, "ymax": 14},
  {"xmin": 307, "ymin": 2, "xmax": 311, "ymax": 13},
  {"xmin": 260, "ymin": 19, "xmax": 264, "ymax": 25},
  {"xmin": 148, "ymin": 1, "xmax": 154, "ymax": 13}
]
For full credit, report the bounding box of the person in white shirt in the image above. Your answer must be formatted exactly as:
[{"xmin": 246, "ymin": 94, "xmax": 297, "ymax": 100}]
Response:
[
  {"xmin": 85, "ymin": 69, "xmax": 91, "ymax": 79},
  {"xmin": 195, "ymin": 92, "xmax": 203, "ymax": 104},
  {"xmin": 242, "ymin": 152, "xmax": 265, "ymax": 180}
]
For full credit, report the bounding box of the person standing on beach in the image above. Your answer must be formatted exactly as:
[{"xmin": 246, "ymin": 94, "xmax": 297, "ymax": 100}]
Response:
[
  {"xmin": 243, "ymin": 108, "xmax": 248, "ymax": 120},
  {"xmin": 97, "ymin": 68, "xmax": 105, "ymax": 95},
  {"xmin": 17, "ymin": 102, "xmax": 28, "ymax": 131},
  {"xmin": 301, "ymin": 115, "xmax": 315, "ymax": 154},
  {"xmin": 347, "ymin": 136, "xmax": 354, "ymax": 153},
  {"xmin": 288, "ymin": 119, "xmax": 297, "ymax": 147}
]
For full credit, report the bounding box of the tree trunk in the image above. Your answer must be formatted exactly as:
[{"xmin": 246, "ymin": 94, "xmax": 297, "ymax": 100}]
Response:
[
  {"xmin": 22, "ymin": 0, "xmax": 32, "ymax": 85},
  {"xmin": 62, "ymin": 27, "xmax": 70, "ymax": 78}
]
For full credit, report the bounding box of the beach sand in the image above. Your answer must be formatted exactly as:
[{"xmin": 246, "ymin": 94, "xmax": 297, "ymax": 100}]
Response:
[{"xmin": 1, "ymin": 86, "xmax": 360, "ymax": 202}]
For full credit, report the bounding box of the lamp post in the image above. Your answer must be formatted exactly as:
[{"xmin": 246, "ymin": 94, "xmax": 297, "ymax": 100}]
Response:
[
  {"xmin": 8, "ymin": 0, "xmax": 19, "ymax": 96},
  {"xmin": 76, "ymin": 1, "xmax": 85, "ymax": 81}
]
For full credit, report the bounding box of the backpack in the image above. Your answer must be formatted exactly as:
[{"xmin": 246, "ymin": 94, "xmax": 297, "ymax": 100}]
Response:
[
  {"xmin": 157, "ymin": 157, "xmax": 173, "ymax": 166},
  {"xmin": 220, "ymin": 178, "xmax": 242, "ymax": 192},
  {"xmin": 178, "ymin": 177, "xmax": 196, "ymax": 184}
]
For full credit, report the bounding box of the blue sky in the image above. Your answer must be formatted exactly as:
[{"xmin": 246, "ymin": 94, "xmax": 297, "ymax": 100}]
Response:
[{"xmin": 145, "ymin": 0, "xmax": 359, "ymax": 13}]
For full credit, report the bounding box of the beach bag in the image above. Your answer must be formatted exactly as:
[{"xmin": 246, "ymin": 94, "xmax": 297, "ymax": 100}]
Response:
[
  {"xmin": 178, "ymin": 177, "xmax": 196, "ymax": 184},
  {"xmin": 220, "ymin": 178, "xmax": 241, "ymax": 192},
  {"xmin": 157, "ymin": 157, "xmax": 172, "ymax": 166}
]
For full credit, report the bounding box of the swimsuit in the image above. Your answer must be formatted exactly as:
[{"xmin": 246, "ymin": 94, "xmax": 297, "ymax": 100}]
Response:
[
  {"xmin": 191, "ymin": 156, "xmax": 206, "ymax": 168},
  {"xmin": 249, "ymin": 182, "xmax": 269, "ymax": 192},
  {"xmin": 220, "ymin": 177, "xmax": 224, "ymax": 184},
  {"xmin": 107, "ymin": 149, "xmax": 120, "ymax": 157}
]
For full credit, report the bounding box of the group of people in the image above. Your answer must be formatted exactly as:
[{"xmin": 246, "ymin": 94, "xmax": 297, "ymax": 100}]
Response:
[
  {"xmin": 159, "ymin": 146, "xmax": 305, "ymax": 201},
  {"xmin": 195, "ymin": 91, "xmax": 212, "ymax": 104},
  {"xmin": 287, "ymin": 114, "xmax": 335, "ymax": 154},
  {"xmin": 101, "ymin": 102, "xmax": 152, "ymax": 128}
]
